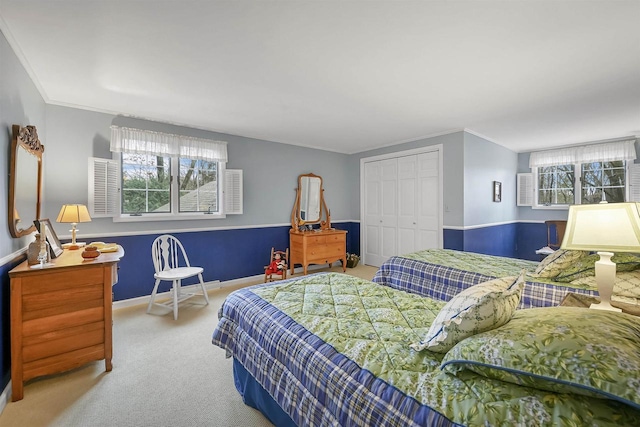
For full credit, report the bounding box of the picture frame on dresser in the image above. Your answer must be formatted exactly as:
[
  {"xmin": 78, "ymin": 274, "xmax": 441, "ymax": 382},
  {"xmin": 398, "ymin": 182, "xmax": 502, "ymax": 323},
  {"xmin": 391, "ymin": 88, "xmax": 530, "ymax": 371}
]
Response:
[{"xmin": 33, "ymin": 218, "xmax": 63, "ymax": 258}]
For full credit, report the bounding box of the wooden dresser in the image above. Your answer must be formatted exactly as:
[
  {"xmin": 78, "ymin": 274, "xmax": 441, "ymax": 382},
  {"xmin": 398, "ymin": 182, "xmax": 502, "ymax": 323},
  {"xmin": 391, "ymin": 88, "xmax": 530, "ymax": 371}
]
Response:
[
  {"xmin": 289, "ymin": 229, "xmax": 347, "ymax": 275},
  {"xmin": 8, "ymin": 247, "xmax": 124, "ymax": 401}
]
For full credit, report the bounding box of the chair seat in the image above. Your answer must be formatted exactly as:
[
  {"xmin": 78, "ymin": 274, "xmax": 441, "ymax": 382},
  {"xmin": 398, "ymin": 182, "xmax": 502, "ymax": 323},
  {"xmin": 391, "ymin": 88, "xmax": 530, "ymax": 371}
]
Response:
[{"xmin": 155, "ymin": 266, "xmax": 204, "ymax": 281}]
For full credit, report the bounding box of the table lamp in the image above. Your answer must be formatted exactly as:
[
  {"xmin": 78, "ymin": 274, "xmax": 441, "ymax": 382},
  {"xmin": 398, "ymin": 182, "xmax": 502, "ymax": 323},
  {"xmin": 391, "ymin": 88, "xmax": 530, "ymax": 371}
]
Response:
[
  {"xmin": 560, "ymin": 202, "xmax": 640, "ymax": 312},
  {"xmin": 56, "ymin": 204, "xmax": 92, "ymax": 250}
]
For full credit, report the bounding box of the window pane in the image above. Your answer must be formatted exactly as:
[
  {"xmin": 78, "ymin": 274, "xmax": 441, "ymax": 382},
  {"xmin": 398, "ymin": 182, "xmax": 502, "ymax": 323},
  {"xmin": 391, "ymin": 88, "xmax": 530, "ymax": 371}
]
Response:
[
  {"xmin": 121, "ymin": 154, "xmax": 171, "ymax": 214},
  {"xmin": 178, "ymin": 159, "xmax": 218, "ymax": 213},
  {"xmin": 537, "ymin": 164, "xmax": 574, "ymax": 205},
  {"xmin": 580, "ymin": 161, "xmax": 625, "ymax": 204}
]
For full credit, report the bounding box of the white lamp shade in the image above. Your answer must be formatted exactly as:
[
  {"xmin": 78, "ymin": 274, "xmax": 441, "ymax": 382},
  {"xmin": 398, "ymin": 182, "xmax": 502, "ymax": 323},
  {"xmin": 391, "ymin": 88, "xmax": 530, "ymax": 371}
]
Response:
[
  {"xmin": 56, "ymin": 204, "xmax": 92, "ymax": 223},
  {"xmin": 561, "ymin": 202, "xmax": 640, "ymax": 253}
]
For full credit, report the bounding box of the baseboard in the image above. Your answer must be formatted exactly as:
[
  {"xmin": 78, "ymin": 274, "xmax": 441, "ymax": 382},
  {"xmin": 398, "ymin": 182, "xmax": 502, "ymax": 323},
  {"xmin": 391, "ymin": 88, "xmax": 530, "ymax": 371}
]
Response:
[
  {"xmin": 113, "ymin": 280, "xmax": 221, "ymax": 310},
  {"xmin": 0, "ymin": 380, "xmax": 11, "ymax": 416},
  {"xmin": 112, "ymin": 264, "xmax": 335, "ymax": 310}
]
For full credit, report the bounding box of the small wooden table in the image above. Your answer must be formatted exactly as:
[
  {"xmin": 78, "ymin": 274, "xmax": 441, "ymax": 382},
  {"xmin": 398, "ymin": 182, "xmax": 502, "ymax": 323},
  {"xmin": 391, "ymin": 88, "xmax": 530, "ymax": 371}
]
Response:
[
  {"xmin": 560, "ymin": 292, "xmax": 640, "ymax": 317},
  {"xmin": 8, "ymin": 246, "xmax": 124, "ymax": 401}
]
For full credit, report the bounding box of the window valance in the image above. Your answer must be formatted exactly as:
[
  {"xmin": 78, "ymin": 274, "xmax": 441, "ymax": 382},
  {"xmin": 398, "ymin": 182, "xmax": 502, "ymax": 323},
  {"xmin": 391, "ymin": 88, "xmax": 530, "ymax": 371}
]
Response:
[
  {"xmin": 110, "ymin": 126, "xmax": 228, "ymax": 162},
  {"xmin": 529, "ymin": 139, "xmax": 636, "ymax": 168}
]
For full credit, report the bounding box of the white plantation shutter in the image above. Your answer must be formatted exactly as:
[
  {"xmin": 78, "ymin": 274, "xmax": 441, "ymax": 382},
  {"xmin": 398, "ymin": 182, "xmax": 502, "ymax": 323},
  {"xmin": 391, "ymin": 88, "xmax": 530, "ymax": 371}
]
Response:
[
  {"xmin": 517, "ymin": 173, "xmax": 534, "ymax": 206},
  {"xmin": 224, "ymin": 169, "xmax": 243, "ymax": 214},
  {"xmin": 89, "ymin": 157, "xmax": 119, "ymax": 217},
  {"xmin": 629, "ymin": 163, "xmax": 640, "ymax": 202}
]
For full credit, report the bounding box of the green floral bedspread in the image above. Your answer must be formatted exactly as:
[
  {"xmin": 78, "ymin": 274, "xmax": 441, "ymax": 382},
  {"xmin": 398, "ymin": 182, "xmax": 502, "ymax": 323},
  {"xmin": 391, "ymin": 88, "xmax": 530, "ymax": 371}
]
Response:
[
  {"xmin": 401, "ymin": 249, "xmax": 538, "ymax": 277},
  {"xmin": 253, "ymin": 273, "xmax": 638, "ymax": 426},
  {"xmin": 401, "ymin": 248, "xmax": 596, "ymax": 289}
]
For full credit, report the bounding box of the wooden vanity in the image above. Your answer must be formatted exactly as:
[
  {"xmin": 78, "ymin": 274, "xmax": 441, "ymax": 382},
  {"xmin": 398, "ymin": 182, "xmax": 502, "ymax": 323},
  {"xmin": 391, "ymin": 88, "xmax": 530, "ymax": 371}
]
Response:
[{"xmin": 290, "ymin": 229, "xmax": 347, "ymax": 275}]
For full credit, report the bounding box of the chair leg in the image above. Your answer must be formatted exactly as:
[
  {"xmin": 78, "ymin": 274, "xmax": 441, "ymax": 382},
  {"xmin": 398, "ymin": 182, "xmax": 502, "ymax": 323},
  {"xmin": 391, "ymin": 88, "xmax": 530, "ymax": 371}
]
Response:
[
  {"xmin": 198, "ymin": 273, "xmax": 209, "ymax": 305},
  {"xmin": 147, "ymin": 279, "xmax": 162, "ymax": 314},
  {"xmin": 173, "ymin": 280, "xmax": 179, "ymax": 320}
]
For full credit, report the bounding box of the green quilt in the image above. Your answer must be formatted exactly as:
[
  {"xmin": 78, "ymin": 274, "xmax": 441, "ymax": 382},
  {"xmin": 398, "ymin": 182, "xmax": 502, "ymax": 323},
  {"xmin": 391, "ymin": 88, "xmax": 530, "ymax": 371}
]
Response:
[
  {"xmin": 253, "ymin": 273, "xmax": 639, "ymax": 426},
  {"xmin": 401, "ymin": 248, "xmax": 596, "ymax": 288}
]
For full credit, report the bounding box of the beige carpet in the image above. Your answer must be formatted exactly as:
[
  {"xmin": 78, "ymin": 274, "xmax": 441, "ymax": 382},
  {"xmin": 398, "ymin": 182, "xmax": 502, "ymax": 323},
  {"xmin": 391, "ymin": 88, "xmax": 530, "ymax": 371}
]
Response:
[{"xmin": 0, "ymin": 264, "xmax": 378, "ymax": 427}]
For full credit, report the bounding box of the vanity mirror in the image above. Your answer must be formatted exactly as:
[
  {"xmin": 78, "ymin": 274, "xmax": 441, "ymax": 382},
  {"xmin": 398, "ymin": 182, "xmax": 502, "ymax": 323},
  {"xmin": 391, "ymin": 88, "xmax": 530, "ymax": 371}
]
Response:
[
  {"xmin": 291, "ymin": 173, "xmax": 331, "ymax": 230},
  {"xmin": 9, "ymin": 124, "xmax": 44, "ymax": 238}
]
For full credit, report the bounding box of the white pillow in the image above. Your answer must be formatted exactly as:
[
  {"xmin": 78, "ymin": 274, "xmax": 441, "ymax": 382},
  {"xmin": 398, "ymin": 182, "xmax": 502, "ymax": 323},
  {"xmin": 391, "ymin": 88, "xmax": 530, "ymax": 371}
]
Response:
[{"xmin": 411, "ymin": 273, "xmax": 525, "ymax": 353}]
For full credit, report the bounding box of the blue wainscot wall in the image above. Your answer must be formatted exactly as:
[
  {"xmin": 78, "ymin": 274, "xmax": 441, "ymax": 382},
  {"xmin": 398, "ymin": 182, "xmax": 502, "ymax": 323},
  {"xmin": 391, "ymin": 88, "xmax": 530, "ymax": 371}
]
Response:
[
  {"xmin": 444, "ymin": 222, "xmax": 547, "ymax": 261},
  {"xmin": 0, "ymin": 255, "xmax": 27, "ymax": 390},
  {"xmin": 89, "ymin": 222, "xmax": 360, "ymax": 302}
]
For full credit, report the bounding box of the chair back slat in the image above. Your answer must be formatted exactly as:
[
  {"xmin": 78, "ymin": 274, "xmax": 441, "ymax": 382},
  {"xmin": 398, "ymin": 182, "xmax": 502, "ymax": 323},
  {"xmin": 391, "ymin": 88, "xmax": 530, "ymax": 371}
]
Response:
[{"xmin": 152, "ymin": 234, "xmax": 191, "ymax": 273}]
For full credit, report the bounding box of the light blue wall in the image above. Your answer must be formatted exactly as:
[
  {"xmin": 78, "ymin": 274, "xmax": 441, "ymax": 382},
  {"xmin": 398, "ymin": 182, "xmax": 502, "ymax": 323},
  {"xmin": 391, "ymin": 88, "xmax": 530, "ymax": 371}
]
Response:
[
  {"xmin": 0, "ymin": 29, "xmax": 46, "ymax": 256},
  {"xmin": 463, "ymin": 133, "xmax": 518, "ymax": 226},
  {"xmin": 42, "ymin": 108, "xmax": 353, "ymax": 238}
]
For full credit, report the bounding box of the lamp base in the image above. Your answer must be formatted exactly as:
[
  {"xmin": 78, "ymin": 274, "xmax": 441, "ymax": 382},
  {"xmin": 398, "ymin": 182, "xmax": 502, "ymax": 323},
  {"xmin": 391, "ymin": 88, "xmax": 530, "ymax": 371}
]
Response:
[
  {"xmin": 62, "ymin": 242, "xmax": 85, "ymax": 250},
  {"xmin": 589, "ymin": 301, "xmax": 622, "ymax": 312},
  {"xmin": 591, "ymin": 252, "xmax": 623, "ymax": 313}
]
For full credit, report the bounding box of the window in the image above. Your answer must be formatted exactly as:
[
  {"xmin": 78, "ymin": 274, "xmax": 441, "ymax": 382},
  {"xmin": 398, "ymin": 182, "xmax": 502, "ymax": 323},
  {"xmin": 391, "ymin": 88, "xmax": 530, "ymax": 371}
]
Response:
[
  {"xmin": 122, "ymin": 153, "xmax": 171, "ymax": 214},
  {"xmin": 581, "ymin": 161, "xmax": 626, "ymax": 204},
  {"xmin": 537, "ymin": 164, "xmax": 574, "ymax": 205},
  {"xmin": 535, "ymin": 161, "xmax": 627, "ymax": 207},
  {"xmin": 529, "ymin": 140, "xmax": 636, "ymax": 209},
  {"xmin": 178, "ymin": 159, "xmax": 219, "ymax": 213},
  {"xmin": 109, "ymin": 126, "xmax": 232, "ymax": 220}
]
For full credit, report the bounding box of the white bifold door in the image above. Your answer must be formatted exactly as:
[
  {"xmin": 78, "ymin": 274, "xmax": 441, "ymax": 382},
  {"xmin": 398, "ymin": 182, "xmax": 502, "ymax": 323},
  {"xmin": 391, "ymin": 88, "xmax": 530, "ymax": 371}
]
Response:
[{"xmin": 362, "ymin": 148, "xmax": 442, "ymax": 267}]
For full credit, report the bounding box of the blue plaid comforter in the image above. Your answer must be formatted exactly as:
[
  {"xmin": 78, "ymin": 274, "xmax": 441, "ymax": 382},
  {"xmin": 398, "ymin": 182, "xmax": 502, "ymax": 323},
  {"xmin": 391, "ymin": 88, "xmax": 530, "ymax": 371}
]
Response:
[
  {"xmin": 372, "ymin": 251, "xmax": 598, "ymax": 308},
  {"xmin": 212, "ymin": 275, "xmax": 459, "ymax": 427}
]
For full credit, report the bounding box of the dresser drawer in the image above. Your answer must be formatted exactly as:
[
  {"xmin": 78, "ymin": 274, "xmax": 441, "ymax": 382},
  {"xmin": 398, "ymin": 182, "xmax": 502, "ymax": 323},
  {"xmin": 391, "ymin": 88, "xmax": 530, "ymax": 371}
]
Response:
[
  {"xmin": 324, "ymin": 233, "xmax": 345, "ymax": 244},
  {"xmin": 305, "ymin": 235, "xmax": 326, "ymax": 245},
  {"xmin": 309, "ymin": 243, "xmax": 344, "ymax": 258}
]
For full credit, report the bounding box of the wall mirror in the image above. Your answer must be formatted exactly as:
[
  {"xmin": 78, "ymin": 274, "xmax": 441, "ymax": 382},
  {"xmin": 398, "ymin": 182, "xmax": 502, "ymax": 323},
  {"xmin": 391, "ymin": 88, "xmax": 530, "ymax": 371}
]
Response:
[
  {"xmin": 291, "ymin": 173, "xmax": 331, "ymax": 230},
  {"xmin": 9, "ymin": 124, "xmax": 44, "ymax": 238}
]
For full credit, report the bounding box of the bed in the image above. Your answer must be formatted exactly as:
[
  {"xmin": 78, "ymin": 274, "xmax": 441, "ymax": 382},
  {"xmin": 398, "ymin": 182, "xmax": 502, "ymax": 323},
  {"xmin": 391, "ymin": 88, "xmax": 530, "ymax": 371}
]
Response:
[
  {"xmin": 372, "ymin": 249, "xmax": 610, "ymax": 308},
  {"xmin": 212, "ymin": 272, "xmax": 640, "ymax": 426}
]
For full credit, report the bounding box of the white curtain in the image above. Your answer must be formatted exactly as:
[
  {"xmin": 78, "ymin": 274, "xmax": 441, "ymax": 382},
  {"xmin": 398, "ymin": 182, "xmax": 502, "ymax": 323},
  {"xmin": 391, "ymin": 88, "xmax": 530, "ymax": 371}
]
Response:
[
  {"xmin": 110, "ymin": 126, "xmax": 228, "ymax": 162},
  {"xmin": 529, "ymin": 139, "xmax": 636, "ymax": 168}
]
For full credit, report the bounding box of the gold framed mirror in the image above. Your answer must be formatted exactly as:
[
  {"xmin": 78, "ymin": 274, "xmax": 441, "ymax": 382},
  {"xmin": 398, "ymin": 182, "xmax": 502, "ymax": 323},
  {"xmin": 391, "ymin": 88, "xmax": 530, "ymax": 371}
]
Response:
[
  {"xmin": 291, "ymin": 173, "xmax": 331, "ymax": 230},
  {"xmin": 9, "ymin": 124, "xmax": 44, "ymax": 238}
]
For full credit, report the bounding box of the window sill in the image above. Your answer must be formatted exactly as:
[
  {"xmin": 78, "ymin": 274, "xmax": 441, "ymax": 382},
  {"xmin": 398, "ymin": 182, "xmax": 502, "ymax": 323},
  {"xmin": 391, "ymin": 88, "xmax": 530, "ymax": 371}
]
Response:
[
  {"xmin": 532, "ymin": 205, "xmax": 569, "ymax": 210},
  {"xmin": 113, "ymin": 213, "xmax": 226, "ymax": 222}
]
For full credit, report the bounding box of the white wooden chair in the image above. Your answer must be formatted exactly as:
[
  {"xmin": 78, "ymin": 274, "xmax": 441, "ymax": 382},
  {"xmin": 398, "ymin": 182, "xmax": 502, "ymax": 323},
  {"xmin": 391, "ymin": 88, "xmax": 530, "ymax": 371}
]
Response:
[{"xmin": 148, "ymin": 234, "xmax": 209, "ymax": 320}]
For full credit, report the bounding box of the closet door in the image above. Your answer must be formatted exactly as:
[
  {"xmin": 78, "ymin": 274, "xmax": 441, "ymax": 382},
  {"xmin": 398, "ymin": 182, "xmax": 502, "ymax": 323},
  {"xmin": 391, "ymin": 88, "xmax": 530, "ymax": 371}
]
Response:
[
  {"xmin": 416, "ymin": 151, "xmax": 440, "ymax": 249},
  {"xmin": 362, "ymin": 146, "xmax": 442, "ymax": 267},
  {"xmin": 397, "ymin": 152, "xmax": 440, "ymax": 255},
  {"xmin": 397, "ymin": 155, "xmax": 418, "ymax": 255},
  {"xmin": 364, "ymin": 159, "xmax": 398, "ymax": 267}
]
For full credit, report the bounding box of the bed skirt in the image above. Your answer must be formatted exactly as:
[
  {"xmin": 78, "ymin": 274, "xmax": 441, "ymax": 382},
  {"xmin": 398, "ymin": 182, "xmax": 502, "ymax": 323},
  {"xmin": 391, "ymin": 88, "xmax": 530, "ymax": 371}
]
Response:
[{"xmin": 233, "ymin": 358, "xmax": 297, "ymax": 427}]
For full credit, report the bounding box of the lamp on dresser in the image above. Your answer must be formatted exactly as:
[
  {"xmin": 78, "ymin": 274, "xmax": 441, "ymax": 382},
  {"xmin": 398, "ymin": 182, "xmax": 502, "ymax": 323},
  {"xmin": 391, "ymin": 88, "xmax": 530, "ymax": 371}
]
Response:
[
  {"xmin": 56, "ymin": 203, "xmax": 92, "ymax": 250},
  {"xmin": 560, "ymin": 202, "xmax": 640, "ymax": 312}
]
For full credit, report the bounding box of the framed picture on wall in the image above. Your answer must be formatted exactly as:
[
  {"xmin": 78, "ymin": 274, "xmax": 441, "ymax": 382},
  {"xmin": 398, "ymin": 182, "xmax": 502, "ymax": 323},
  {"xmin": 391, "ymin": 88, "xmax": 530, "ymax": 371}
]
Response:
[
  {"xmin": 33, "ymin": 218, "xmax": 64, "ymax": 258},
  {"xmin": 493, "ymin": 181, "xmax": 502, "ymax": 203}
]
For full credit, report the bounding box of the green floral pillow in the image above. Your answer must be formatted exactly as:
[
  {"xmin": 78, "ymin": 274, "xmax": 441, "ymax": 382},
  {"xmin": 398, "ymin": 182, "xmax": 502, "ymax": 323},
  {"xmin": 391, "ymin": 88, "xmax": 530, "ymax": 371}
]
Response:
[
  {"xmin": 530, "ymin": 249, "xmax": 588, "ymax": 279},
  {"xmin": 410, "ymin": 273, "xmax": 524, "ymax": 353},
  {"xmin": 441, "ymin": 307, "xmax": 640, "ymax": 410},
  {"xmin": 555, "ymin": 253, "xmax": 640, "ymax": 282}
]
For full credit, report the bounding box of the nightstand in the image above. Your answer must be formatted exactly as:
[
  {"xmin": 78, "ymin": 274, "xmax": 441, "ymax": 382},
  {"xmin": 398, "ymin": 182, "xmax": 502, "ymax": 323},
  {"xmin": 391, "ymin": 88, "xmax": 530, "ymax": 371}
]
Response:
[{"xmin": 560, "ymin": 292, "xmax": 640, "ymax": 317}]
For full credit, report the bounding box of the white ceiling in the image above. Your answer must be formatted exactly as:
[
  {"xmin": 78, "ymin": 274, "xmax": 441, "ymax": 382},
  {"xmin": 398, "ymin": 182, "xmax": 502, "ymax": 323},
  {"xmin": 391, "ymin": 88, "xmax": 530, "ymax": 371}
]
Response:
[{"xmin": 1, "ymin": 1, "xmax": 639, "ymax": 154}]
